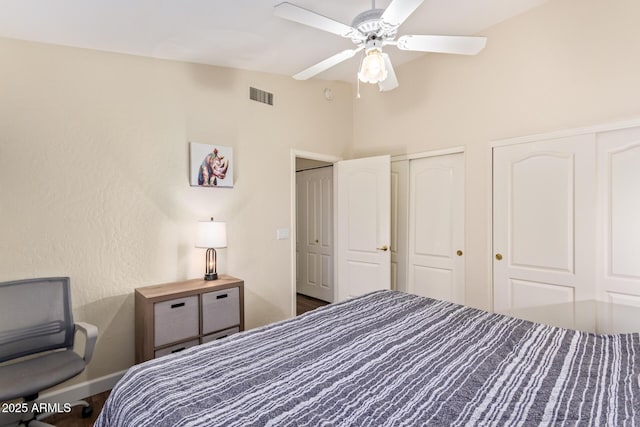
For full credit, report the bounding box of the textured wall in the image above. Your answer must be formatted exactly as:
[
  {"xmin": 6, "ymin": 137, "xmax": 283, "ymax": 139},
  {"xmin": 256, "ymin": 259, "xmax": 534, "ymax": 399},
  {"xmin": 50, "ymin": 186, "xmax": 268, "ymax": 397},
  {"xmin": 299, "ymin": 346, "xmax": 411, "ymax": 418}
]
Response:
[
  {"xmin": 353, "ymin": 0, "xmax": 640, "ymax": 311},
  {"xmin": 0, "ymin": 38, "xmax": 353, "ymax": 387}
]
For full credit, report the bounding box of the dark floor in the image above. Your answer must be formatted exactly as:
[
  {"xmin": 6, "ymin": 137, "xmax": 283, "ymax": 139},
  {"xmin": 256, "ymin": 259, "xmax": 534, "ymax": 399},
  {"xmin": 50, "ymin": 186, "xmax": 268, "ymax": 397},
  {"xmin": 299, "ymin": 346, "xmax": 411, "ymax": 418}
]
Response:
[
  {"xmin": 44, "ymin": 391, "xmax": 110, "ymax": 427},
  {"xmin": 297, "ymin": 292, "xmax": 330, "ymax": 315}
]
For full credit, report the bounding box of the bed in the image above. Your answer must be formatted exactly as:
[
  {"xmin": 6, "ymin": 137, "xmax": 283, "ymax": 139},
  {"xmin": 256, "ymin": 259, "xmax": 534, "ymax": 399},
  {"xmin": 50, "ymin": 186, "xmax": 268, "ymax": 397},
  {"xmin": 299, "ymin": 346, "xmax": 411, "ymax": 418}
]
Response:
[{"xmin": 95, "ymin": 291, "xmax": 640, "ymax": 426}]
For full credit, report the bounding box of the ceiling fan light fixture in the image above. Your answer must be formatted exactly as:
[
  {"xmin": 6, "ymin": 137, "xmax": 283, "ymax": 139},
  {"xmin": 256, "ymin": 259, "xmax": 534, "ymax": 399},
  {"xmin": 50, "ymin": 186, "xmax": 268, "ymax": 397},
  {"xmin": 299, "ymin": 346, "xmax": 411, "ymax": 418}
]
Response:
[
  {"xmin": 275, "ymin": 0, "xmax": 487, "ymax": 91},
  {"xmin": 358, "ymin": 48, "xmax": 387, "ymax": 84}
]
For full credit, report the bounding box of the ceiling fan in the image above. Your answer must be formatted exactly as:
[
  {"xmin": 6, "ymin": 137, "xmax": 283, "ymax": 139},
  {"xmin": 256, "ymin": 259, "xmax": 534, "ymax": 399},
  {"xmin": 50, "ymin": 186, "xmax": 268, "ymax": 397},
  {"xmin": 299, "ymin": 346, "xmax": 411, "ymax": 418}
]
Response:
[{"xmin": 274, "ymin": 0, "xmax": 487, "ymax": 92}]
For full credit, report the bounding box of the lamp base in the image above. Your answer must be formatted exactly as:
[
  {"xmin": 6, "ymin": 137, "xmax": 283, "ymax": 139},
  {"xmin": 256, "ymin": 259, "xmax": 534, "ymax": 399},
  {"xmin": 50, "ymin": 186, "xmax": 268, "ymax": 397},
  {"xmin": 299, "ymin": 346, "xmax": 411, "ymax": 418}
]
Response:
[{"xmin": 204, "ymin": 248, "xmax": 218, "ymax": 280}]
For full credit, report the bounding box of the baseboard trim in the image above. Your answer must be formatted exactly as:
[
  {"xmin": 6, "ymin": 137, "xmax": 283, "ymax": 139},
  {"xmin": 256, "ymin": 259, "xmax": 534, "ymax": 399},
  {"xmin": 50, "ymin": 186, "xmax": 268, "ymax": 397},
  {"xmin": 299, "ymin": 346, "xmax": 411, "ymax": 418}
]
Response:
[{"xmin": 38, "ymin": 370, "xmax": 127, "ymax": 404}]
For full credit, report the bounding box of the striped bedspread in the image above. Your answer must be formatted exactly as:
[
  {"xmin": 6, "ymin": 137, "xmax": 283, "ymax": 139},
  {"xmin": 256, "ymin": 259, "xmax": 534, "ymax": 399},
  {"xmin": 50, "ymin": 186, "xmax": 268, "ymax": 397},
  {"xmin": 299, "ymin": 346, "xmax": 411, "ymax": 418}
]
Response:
[{"xmin": 95, "ymin": 291, "xmax": 640, "ymax": 426}]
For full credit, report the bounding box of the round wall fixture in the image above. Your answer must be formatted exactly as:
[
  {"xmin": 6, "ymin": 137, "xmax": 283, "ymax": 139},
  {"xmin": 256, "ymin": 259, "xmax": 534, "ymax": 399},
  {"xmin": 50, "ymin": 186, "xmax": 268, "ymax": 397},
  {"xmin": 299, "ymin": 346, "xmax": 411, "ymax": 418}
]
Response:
[{"xmin": 323, "ymin": 88, "xmax": 334, "ymax": 101}]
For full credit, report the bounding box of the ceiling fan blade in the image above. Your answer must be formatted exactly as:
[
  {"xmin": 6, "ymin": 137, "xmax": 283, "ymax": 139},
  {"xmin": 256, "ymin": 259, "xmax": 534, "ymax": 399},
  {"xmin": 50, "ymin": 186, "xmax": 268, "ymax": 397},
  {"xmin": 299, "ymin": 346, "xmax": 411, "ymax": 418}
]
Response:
[
  {"xmin": 397, "ymin": 35, "xmax": 487, "ymax": 55},
  {"xmin": 293, "ymin": 48, "xmax": 362, "ymax": 80},
  {"xmin": 274, "ymin": 2, "xmax": 356, "ymax": 38},
  {"xmin": 378, "ymin": 54, "xmax": 399, "ymax": 92},
  {"xmin": 381, "ymin": 0, "xmax": 425, "ymax": 26}
]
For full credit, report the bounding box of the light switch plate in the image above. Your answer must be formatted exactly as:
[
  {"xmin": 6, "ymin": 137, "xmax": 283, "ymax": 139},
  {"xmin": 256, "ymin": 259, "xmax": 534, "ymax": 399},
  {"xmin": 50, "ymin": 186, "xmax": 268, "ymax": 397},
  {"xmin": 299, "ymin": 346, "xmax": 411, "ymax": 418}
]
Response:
[{"xmin": 276, "ymin": 228, "xmax": 290, "ymax": 240}]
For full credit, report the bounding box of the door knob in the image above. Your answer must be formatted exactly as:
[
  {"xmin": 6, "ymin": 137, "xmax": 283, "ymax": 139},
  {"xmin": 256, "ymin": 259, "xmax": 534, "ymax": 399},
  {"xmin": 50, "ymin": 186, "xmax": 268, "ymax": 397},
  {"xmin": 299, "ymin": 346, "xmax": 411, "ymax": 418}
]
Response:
[
  {"xmin": 376, "ymin": 245, "xmax": 389, "ymax": 251},
  {"xmin": 495, "ymin": 253, "xmax": 503, "ymax": 261},
  {"xmin": 456, "ymin": 250, "xmax": 463, "ymax": 256}
]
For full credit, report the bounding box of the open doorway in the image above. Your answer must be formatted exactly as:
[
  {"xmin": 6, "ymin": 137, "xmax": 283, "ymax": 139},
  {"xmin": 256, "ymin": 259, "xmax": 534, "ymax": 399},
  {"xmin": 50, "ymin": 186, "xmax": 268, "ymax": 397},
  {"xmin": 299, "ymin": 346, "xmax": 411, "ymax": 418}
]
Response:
[
  {"xmin": 290, "ymin": 151, "xmax": 393, "ymax": 317},
  {"xmin": 290, "ymin": 151, "xmax": 341, "ymax": 317},
  {"xmin": 295, "ymin": 157, "xmax": 333, "ymax": 315}
]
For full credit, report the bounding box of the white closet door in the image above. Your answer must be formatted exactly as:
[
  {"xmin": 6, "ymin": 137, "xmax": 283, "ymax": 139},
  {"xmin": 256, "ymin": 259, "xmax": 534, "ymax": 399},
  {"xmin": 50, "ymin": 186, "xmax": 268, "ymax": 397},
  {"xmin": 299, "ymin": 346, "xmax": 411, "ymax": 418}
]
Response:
[
  {"xmin": 597, "ymin": 126, "xmax": 640, "ymax": 307},
  {"xmin": 391, "ymin": 160, "xmax": 409, "ymax": 292},
  {"xmin": 407, "ymin": 153, "xmax": 465, "ymax": 304},
  {"xmin": 493, "ymin": 134, "xmax": 596, "ymax": 313},
  {"xmin": 296, "ymin": 167, "xmax": 334, "ymax": 302}
]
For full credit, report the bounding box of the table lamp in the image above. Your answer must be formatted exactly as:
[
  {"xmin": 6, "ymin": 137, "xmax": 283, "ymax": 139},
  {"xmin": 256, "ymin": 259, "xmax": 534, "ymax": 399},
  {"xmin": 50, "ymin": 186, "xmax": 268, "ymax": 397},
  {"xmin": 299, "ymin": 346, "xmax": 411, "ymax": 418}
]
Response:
[{"xmin": 196, "ymin": 218, "xmax": 227, "ymax": 280}]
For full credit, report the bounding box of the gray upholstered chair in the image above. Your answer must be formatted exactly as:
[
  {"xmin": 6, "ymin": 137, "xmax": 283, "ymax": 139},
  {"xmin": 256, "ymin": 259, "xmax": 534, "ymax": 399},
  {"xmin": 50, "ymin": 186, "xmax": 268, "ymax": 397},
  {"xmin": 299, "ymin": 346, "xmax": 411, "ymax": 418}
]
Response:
[{"xmin": 0, "ymin": 277, "xmax": 98, "ymax": 427}]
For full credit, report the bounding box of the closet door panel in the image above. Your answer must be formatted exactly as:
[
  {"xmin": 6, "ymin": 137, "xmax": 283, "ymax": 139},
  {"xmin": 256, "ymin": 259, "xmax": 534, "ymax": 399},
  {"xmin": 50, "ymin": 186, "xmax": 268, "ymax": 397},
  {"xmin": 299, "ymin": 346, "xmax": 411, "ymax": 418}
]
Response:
[
  {"xmin": 414, "ymin": 167, "xmax": 453, "ymax": 258},
  {"xmin": 407, "ymin": 153, "xmax": 464, "ymax": 304},
  {"xmin": 597, "ymin": 126, "xmax": 640, "ymax": 301},
  {"xmin": 391, "ymin": 161, "xmax": 409, "ymax": 292},
  {"xmin": 510, "ymin": 154, "xmax": 573, "ymax": 272},
  {"xmin": 493, "ymin": 134, "xmax": 596, "ymax": 313},
  {"xmin": 413, "ymin": 265, "xmax": 454, "ymax": 302}
]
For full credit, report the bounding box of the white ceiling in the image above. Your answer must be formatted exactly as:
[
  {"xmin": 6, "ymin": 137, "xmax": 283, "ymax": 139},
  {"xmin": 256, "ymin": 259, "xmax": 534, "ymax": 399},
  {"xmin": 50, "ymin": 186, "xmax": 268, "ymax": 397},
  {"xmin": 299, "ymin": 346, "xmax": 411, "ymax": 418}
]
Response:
[{"xmin": 0, "ymin": 0, "xmax": 547, "ymax": 83}]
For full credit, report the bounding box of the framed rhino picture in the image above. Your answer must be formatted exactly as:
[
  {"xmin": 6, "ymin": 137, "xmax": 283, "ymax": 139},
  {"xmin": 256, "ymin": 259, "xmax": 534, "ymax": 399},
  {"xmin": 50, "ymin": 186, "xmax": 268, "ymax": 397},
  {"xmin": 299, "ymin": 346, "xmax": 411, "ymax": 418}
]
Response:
[{"xmin": 190, "ymin": 142, "xmax": 233, "ymax": 188}]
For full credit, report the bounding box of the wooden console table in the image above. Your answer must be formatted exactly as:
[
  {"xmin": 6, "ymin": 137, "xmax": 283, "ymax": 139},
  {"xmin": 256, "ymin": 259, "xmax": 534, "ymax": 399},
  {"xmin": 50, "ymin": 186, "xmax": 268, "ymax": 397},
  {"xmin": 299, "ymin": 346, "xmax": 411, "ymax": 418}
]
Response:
[{"xmin": 135, "ymin": 275, "xmax": 244, "ymax": 363}]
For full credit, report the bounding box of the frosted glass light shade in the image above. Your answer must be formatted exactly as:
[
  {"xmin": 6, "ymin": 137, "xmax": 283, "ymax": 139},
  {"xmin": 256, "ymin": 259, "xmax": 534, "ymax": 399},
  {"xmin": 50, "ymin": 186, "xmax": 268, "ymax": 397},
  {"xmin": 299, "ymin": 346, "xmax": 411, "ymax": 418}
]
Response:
[
  {"xmin": 196, "ymin": 220, "xmax": 227, "ymax": 248},
  {"xmin": 358, "ymin": 49, "xmax": 387, "ymax": 84}
]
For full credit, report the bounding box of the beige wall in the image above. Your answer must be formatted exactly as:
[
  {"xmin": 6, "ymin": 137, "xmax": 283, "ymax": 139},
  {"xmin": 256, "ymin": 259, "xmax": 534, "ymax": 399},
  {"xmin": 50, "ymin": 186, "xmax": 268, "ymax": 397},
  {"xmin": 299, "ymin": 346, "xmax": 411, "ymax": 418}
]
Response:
[
  {"xmin": 0, "ymin": 37, "xmax": 353, "ymax": 386},
  {"xmin": 353, "ymin": 0, "xmax": 640, "ymax": 310}
]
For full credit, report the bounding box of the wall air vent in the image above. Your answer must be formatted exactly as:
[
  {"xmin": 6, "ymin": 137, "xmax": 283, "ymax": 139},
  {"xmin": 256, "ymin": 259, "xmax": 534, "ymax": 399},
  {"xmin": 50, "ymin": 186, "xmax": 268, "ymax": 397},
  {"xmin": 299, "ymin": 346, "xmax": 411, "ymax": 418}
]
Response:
[{"xmin": 249, "ymin": 87, "xmax": 274, "ymax": 106}]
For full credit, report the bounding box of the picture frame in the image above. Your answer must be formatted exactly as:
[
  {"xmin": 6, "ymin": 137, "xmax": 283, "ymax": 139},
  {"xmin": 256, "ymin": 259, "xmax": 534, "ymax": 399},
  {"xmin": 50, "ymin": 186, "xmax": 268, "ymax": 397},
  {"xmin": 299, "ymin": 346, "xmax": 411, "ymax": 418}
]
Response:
[{"xmin": 190, "ymin": 142, "xmax": 233, "ymax": 188}]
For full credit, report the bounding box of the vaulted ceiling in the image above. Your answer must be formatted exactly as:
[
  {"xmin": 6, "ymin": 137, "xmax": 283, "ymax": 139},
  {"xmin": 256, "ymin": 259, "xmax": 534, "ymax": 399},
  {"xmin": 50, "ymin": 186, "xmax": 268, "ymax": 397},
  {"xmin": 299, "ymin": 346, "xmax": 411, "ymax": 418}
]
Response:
[{"xmin": 0, "ymin": 0, "xmax": 547, "ymax": 83}]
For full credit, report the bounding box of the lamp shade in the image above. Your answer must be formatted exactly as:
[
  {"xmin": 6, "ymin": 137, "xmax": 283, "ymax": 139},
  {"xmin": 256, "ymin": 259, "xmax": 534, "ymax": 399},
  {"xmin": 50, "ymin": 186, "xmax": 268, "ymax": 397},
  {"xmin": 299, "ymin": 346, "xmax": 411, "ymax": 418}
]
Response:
[{"xmin": 196, "ymin": 220, "xmax": 227, "ymax": 248}]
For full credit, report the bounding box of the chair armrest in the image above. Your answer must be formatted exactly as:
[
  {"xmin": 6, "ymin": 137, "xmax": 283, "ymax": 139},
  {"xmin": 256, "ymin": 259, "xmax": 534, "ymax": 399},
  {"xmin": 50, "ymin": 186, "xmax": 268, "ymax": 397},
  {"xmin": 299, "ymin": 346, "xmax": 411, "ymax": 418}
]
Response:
[{"xmin": 75, "ymin": 322, "xmax": 98, "ymax": 364}]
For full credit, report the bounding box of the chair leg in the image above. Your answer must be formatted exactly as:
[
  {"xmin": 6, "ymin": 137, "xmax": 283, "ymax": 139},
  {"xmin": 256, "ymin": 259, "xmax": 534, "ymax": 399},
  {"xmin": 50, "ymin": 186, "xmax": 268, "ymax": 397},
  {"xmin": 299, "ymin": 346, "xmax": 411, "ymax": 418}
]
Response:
[{"xmin": 80, "ymin": 402, "xmax": 93, "ymax": 419}]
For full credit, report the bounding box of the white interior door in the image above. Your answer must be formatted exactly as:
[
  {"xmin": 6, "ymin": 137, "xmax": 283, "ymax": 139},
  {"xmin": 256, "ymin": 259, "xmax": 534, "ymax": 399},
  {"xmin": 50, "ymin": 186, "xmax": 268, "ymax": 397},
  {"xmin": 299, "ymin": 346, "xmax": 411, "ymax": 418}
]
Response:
[
  {"xmin": 296, "ymin": 167, "xmax": 334, "ymax": 302},
  {"xmin": 597, "ymin": 125, "xmax": 640, "ymax": 307},
  {"xmin": 493, "ymin": 134, "xmax": 596, "ymax": 313},
  {"xmin": 407, "ymin": 153, "xmax": 465, "ymax": 303},
  {"xmin": 336, "ymin": 155, "xmax": 391, "ymax": 301}
]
